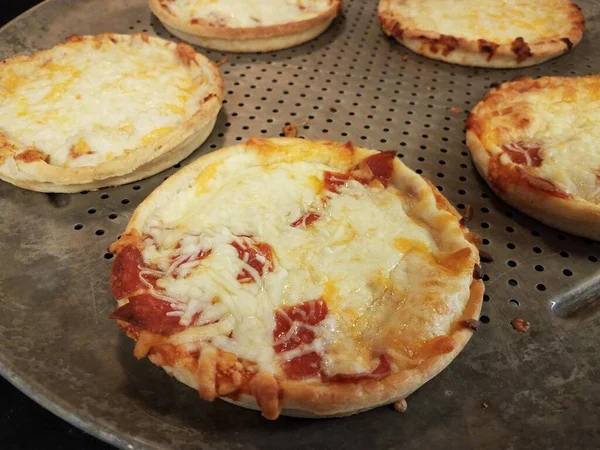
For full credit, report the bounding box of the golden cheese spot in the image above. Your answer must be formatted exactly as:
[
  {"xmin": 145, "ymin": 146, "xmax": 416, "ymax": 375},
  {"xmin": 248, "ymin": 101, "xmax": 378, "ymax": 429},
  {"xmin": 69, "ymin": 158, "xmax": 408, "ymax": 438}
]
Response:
[
  {"xmin": 561, "ymin": 84, "xmax": 577, "ymax": 102},
  {"xmin": 0, "ymin": 70, "xmax": 22, "ymax": 97},
  {"xmin": 394, "ymin": 237, "xmax": 430, "ymax": 254},
  {"xmin": 71, "ymin": 137, "xmax": 92, "ymax": 155},
  {"xmin": 322, "ymin": 279, "xmax": 339, "ymax": 307},
  {"xmin": 195, "ymin": 161, "xmax": 223, "ymax": 195},
  {"xmin": 140, "ymin": 126, "xmax": 174, "ymax": 146},
  {"xmin": 163, "ymin": 104, "xmax": 185, "ymax": 116},
  {"xmin": 306, "ymin": 174, "xmax": 323, "ymax": 194},
  {"xmin": 119, "ymin": 123, "xmax": 135, "ymax": 134}
]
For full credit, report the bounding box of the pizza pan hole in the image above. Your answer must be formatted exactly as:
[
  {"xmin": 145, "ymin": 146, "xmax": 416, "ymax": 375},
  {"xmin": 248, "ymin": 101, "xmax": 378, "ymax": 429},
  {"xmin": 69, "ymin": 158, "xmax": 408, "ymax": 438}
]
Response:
[
  {"xmin": 100, "ymin": 193, "xmax": 109, "ymax": 200},
  {"xmin": 480, "ymin": 207, "xmax": 489, "ymax": 213},
  {"xmin": 563, "ymin": 269, "xmax": 573, "ymax": 277},
  {"xmin": 531, "ymin": 230, "xmax": 541, "ymax": 237},
  {"xmin": 482, "ymin": 274, "xmax": 490, "ymax": 282},
  {"xmin": 589, "ymin": 256, "xmax": 598, "ymax": 263},
  {"xmin": 537, "ymin": 284, "xmax": 547, "ymax": 291},
  {"xmin": 560, "ymin": 251, "xmax": 570, "ymax": 258},
  {"xmin": 508, "ymin": 279, "xmax": 518, "ymax": 286},
  {"xmin": 109, "ymin": 213, "xmax": 118, "ymax": 220},
  {"xmin": 74, "ymin": 224, "xmax": 83, "ymax": 230},
  {"xmin": 480, "ymin": 315, "xmax": 490, "ymax": 324},
  {"xmin": 505, "ymin": 226, "xmax": 515, "ymax": 233},
  {"xmin": 557, "ymin": 234, "xmax": 566, "ymax": 241},
  {"xmin": 481, "ymin": 222, "xmax": 489, "ymax": 229},
  {"xmin": 507, "ymin": 243, "xmax": 516, "ymax": 249},
  {"xmin": 509, "ymin": 299, "xmax": 520, "ymax": 307},
  {"xmin": 104, "ymin": 253, "xmax": 114, "ymax": 260},
  {"xmin": 507, "ymin": 260, "xmax": 517, "ymax": 268},
  {"xmin": 133, "ymin": 185, "xmax": 141, "ymax": 190},
  {"xmin": 483, "ymin": 294, "xmax": 490, "ymax": 302},
  {"xmin": 121, "ymin": 199, "xmax": 130, "ymax": 205},
  {"xmin": 80, "ymin": 190, "xmax": 89, "ymax": 195},
  {"xmin": 88, "ymin": 208, "xmax": 96, "ymax": 214},
  {"xmin": 482, "ymin": 238, "xmax": 490, "ymax": 245},
  {"xmin": 95, "ymin": 229, "xmax": 105, "ymax": 236},
  {"xmin": 535, "ymin": 265, "xmax": 544, "ymax": 272},
  {"xmin": 533, "ymin": 247, "xmax": 542, "ymax": 254}
]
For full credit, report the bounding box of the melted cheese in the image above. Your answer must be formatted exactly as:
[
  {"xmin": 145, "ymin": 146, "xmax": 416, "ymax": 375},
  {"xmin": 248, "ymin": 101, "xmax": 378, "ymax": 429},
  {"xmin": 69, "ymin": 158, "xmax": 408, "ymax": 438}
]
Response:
[
  {"xmin": 139, "ymin": 152, "xmax": 474, "ymax": 375},
  {"xmin": 483, "ymin": 77, "xmax": 600, "ymax": 204},
  {"xmin": 0, "ymin": 36, "xmax": 211, "ymax": 168},
  {"xmin": 165, "ymin": 0, "xmax": 331, "ymax": 28},
  {"xmin": 388, "ymin": 0, "xmax": 576, "ymax": 43}
]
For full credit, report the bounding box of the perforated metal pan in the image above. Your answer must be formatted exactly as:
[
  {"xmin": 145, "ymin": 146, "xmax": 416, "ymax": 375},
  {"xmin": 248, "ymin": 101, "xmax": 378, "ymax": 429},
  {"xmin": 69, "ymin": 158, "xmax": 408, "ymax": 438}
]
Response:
[{"xmin": 0, "ymin": 0, "xmax": 599, "ymax": 448}]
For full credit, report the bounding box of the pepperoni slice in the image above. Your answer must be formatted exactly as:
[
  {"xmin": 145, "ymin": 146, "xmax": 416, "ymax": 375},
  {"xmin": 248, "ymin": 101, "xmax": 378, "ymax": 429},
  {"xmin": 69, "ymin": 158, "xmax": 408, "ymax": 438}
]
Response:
[
  {"xmin": 323, "ymin": 355, "xmax": 391, "ymax": 383},
  {"xmin": 231, "ymin": 238, "xmax": 275, "ymax": 283},
  {"xmin": 291, "ymin": 212, "xmax": 320, "ymax": 228},
  {"xmin": 109, "ymin": 293, "xmax": 184, "ymax": 336},
  {"xmin": 323, "ymin": 171, "xmax": 352, "ymax": 193},
  {"xmin": 282, "ymin": 352, "xmax": 322, "ymax": 379},
  {"xmin": 273, "ymin": 299, "xmax": 328, "ymax": 379},
  {"xmin": 359, "ymin": 151, "xmax": 396, "ymax": 186},
  {"xmin": 170, "ymin": 247, "xmax": 212, "ymax": 278},
  {"xmin": 110, "ymin": 245, "xmax": 146, "ymax": 299},
  {"xmin": 517, "ymin": 167, "xmax": 569, "ymax": 199},
  {"xmin": 502, "ymin": 142, "xmax": 542, "ymax": 167},
  {"xmin": 488, "ymin": 156, "xmax": 568, "ymax": 199}
]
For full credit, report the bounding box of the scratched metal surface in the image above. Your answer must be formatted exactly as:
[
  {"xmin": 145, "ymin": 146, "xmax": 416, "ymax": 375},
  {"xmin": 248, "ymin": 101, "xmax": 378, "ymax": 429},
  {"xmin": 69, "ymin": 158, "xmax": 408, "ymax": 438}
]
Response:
[{"xmin": 0, "ymin": 0, "xmax": 599, "ymax": 449}]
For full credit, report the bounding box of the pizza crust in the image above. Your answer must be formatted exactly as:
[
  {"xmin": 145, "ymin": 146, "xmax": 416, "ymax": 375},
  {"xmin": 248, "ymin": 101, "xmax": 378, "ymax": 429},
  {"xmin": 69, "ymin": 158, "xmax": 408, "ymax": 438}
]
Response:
[
  {"xmin": 154, "ymin": 278, "xmax": 483, "ymax": 418},
  {"xmin": 378, "ymin": 0, "xmax": 585, "ymax": 68},
  {"xmin": 467, "ymin": 76, "xmax": 600, "ymax": 241},
  {"xmin": 148, "ymin": 0, "xmax": 342, "ymax": 52},
  {"xmin": 112, "ymin": 138, "xmax": 484, "ymax": 418},
  {"xmin": 0, "ymin": 34, "xmax": 223, "ymax": 193}
]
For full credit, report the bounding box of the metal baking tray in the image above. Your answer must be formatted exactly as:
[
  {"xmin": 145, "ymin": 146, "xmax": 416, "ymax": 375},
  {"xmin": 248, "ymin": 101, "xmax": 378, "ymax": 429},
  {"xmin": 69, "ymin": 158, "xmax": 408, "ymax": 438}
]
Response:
[{"xmin": 1, "ymin": 0, "xmax": 599, "ymax": 448}]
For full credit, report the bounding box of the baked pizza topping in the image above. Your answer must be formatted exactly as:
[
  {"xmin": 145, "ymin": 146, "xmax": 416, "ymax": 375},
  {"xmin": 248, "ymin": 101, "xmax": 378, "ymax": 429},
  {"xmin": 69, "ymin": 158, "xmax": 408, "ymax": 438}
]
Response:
[
  {"xmin": 0, "ymin": 34, "xmax": 215, "ymax": 168},
  {"xmin": 382, "ymin": 0, "xmax": 580, "ymax": 44},
  {"xmin": 110, "ymin": 139, "xmax": 482, "ymax": 417},
  {"xmin": 471, "ymin": 76, "xmax": 600, "ymax": 204},
  {"xmin": 160, "ymin": 0, "xmax": 333, "ymax": 28}
]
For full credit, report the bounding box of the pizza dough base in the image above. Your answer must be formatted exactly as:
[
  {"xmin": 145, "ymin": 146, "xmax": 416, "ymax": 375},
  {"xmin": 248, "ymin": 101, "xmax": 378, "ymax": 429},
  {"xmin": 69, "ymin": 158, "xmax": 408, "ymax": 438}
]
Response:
[
  {"xmin": 378, "ymin": 0, "xmax": 584, "ymax": 68},
  {"xmin": 149, "ymin": 0, "xmax": 342, "ymax": 52}
]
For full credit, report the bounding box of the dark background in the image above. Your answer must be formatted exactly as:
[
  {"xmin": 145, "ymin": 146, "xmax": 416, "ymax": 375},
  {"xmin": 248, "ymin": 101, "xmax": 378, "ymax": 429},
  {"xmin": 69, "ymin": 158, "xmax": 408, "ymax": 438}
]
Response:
[{"xmin": 1, "ymin": 2, "xmax": 111, "ymax": 449}]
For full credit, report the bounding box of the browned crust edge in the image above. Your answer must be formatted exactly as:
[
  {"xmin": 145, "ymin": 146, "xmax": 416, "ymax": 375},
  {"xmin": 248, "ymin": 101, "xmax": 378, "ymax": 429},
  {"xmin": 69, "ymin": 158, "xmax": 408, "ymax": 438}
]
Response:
[
  {"xmin": 377, "ymin": 0, "xmax": 585, "ymax": 68},
  {"xmin": 149, "ymin": 0, "xmax": 342, "ymax": 40}
]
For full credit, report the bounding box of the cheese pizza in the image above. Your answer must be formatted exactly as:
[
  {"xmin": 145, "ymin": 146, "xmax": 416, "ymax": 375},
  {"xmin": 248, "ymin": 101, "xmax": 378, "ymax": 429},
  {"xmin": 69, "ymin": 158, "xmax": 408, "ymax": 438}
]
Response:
[
  {"xmin": 0, "ymin": 33, "xmax": 223, "ymax": 193},
  {"xmin": 378, "ymin": 0, "xmax": 585, "ymax": 68},
  {"xmin": 467, "ymin": 76, "xmax": 600, "ymax": 241},
  {"xmin": 109, "ymin": 137, "xmax": 484, "ymax": 419},
  {"xmin": 148, "ymin": 0, "xmax": 342, "ymax": 52}
]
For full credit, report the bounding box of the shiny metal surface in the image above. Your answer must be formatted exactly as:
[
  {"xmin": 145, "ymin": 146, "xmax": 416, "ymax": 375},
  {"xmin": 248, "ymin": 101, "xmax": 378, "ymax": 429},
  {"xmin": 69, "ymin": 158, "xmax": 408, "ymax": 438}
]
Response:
[{"xmin": 1, "ymin": 0, "xmax": 599, "ymax": 448}]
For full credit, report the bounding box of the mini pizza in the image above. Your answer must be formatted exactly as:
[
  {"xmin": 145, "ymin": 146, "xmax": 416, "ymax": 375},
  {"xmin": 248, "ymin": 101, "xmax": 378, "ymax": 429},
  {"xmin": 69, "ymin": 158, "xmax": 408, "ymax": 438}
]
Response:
[
  {"xmin": 148, "ymin": 0, "xmax": 342, "ymax": 52},
  {"xmin": 378, "ymin": 0, "xmax": 584, "ymax": 68},
  {"xmin": 0, "ymin": 33, "xmax": 223, "ymax": 193},
  {"xmin": 109, "ymin": 137, "xmax": 484, "ymax": 419},
  {"xmin": 467, "ymin": 76, "xmax": 600, "ymax": 241}
]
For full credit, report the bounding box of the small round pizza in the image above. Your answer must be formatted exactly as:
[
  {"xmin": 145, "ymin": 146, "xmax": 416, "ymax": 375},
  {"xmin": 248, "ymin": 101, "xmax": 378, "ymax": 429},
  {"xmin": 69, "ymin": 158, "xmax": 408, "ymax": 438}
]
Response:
[
  {"xmin": 378, "ymin": 0, "xmax": 585, "ymax": 68},
  {"xmin": 0, "ymin": 33, "xmax": 223, "ymax": 193},
  {"xmin": 467, "ymin": 76, "xmax": 600, "ymax": 241},
  {"xmin": 109, "ymin": 137, "xmax": 484, "ymax": 419},
  {"xmin": 148, "ymin": 0, "xmax": 342, "ymax": 52}
]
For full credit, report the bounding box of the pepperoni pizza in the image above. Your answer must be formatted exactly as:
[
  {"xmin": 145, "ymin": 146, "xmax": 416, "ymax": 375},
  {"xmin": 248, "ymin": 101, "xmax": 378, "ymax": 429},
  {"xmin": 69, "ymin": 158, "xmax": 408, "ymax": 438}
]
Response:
[
  {"xmin": 109, "ymin": 137, "xmax": 484, "ymax": 419},
  {"xmin": 467, "ymin": 76, "xmax": 600, "ymax": 240}
]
